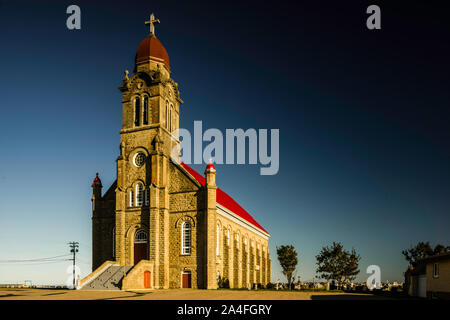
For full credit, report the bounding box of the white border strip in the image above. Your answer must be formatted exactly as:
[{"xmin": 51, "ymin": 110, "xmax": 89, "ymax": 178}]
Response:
[{"xmin": 216, "ymin": 204, "xmax": 270, "ymax": 240}]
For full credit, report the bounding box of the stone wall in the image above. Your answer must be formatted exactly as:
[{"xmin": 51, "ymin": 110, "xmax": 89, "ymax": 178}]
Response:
[
  {"xmin": 92, "ymin": 187, "xmax": 115, "ymax": 271},
  {"xmin": 215, "ymin": 212, "xmax": 270, "ymax": 288},
  {"xmin": 122, "ymin": 260, "xmax": 154, "ymax": 290},
  {"xmin": 92, "ymin": 162, "xmax": 271, "ymax": 289}
]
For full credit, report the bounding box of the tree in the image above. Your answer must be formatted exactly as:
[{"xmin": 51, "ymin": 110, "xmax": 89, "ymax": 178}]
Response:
[
  {"xmin": 433, "ymin": 244, "xmax": 450, "ymax": 255},
  {"xmin": 276, "ymin": 245, "xmax": 298, "ymax": 289},
  {"xmin": 315, "ymin": 242, "xmax": 360, "ymax": 289},
  {"xmin": 402, "ymin": 242, "xmax": 449, "ymax": 267}
]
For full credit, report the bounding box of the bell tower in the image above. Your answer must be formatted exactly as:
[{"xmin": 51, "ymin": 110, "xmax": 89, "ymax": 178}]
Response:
[{"xmin": 114, "ymin": 14, "xmax": 183, "ymax": 289}]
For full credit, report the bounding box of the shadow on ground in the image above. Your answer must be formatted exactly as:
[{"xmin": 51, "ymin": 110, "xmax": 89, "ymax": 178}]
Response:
[
  {"xmin": 0, "ymin": 294, "xmax": 24, "ymax": 298},
  {"xmin": 311, "ymin": 294, "xmax": 391, "ymax": 300},
  {"xmin": 42, "ymin": 292, "xmax": 67, "ymax": 296},
  {"xmin": 96, "ymin": 291, "xmax": 153, "ymax": 300}
]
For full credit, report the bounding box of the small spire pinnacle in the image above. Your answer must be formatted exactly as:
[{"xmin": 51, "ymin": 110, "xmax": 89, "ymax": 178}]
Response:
[
  {"xmin": 92, "ymin": 172, "xmax": 102, "ymax": 188},
  {"xmin": 205, "ymin": 159, "xmax": 216, "ymax": 174},
  {"xmin": 145, "ymin": 13, "xmax": 160, "ymax": 36}
]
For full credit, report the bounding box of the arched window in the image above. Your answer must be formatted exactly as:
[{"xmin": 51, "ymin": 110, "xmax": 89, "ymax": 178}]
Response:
[
  {"xmin": 143, "ymin": 96, "xmax": 149, "ymax": 125},
  {"xmin": 134, "ymin": 230, "xmax": 148, "ymax": 243},
  {"xmin": 236, "ymin": 234, "xmax": 240, "ymax": 249},
  {"xmin": 135, "ymin": 183, "xmax": 143, "ymax": 206},
  {"xmin": 216, "ymin": 224, "xmax": 220, "ymax": 256},
  {"xmin": 227, "ymin": 230, "xmax": 230, "ymax": 246},
  {"xmin": 169, "ymin": 104, "xmax": 173, "ymax": 132},
  {"xmin": 129, "ymin": 190, "xmax": 134, "ymax": 207},
  {"xmin": 181, "ymin": 222, "xmax": 192, "ymax": 255},
  {"xmin": 165, "ymin": 100, "xmax": 169, "ymax": 129},
  {"xmin": 134, "ymin": 97, "xmax": 140, "ymax": 126},
  {"xmin": 144, "ymin": 188, "xmax": 150, "ymax": 206}
]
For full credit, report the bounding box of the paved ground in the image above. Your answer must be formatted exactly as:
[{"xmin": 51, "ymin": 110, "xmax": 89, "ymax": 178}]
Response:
[{"xmin": 0, "ymin": 288, "xmax": 393, "ymax": 300}]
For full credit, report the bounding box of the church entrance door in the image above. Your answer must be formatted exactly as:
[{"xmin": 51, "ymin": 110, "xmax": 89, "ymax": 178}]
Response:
[
  {"xmin": 144, "ymin": 271, "xmax": 151, "ymax": 288},
  {"xmin": 182, "ymin": 271, "xmax": 191, "ymax": 288},
  {"xmin": 134, "ymin": 230, "xmax": 148, "ymax": 265}
]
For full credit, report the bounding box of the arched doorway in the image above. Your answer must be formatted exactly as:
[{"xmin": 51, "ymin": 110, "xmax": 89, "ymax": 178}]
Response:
[{"xmin": 134, "ymin": 230, "xmax": 148, "ymax": 265}]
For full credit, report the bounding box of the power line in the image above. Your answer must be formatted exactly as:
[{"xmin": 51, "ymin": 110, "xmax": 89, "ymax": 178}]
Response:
[
  {"xmin": 0, "ymin": 260, "xmax": 71, "ymax": 266},
  {"xmin": 0, "ymin": 254, "xmax": 71, "ymax": 263},
  {"xmin": 75, "ymin": 257, "xmax": 91, "ymax": 264}
]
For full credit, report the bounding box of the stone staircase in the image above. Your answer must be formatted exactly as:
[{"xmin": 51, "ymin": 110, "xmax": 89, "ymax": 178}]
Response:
[{"xmin": 80, "ymin": 265, "xmax": 133, "ymax": 290}]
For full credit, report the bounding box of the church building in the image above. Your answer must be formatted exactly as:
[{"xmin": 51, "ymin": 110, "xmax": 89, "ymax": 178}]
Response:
[{"xmin": 78, "ymin": 14, "xmax": 270, "ymax": 290}]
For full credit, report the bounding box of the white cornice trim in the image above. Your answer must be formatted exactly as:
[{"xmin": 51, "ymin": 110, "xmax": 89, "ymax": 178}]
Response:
[{"xmin": 216, "ymin": 204, "xmax": 270, "ymax": 240}]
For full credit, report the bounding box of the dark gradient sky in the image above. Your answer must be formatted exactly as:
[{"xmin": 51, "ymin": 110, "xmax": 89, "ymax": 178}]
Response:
[{"xmin": 0, "ymin": 0, "xmax": 449, "ymax": 284}]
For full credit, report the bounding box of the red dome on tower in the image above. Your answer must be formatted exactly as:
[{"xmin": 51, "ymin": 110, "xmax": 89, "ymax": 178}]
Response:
[
  {"xmin": 135, "ymin": 35, "xmax": 170, "ymax": 70},
  {"xmin": 205, "ymin": 162, "xmax": 216, "ymax": 173},
  {"xmin": 92, "ymin": 173, "xmax": 102, "ymax": 188}
]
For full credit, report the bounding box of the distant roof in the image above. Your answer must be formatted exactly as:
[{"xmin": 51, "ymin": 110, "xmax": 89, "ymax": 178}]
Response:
[
  {"xmin": 406, "ymin": 252, "xmax": 450, "ymax": 276},
  {"xmin": 180, "ymin": 162, "xmax": 269, "ymax": 235},
  {"xmin": 419, "ymin": 252, "xmax": 450, "ymax": 264}
]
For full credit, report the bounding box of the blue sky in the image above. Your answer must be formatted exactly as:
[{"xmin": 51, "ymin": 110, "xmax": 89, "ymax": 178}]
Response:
[{"xmin": 0, "ymin": 0, "xmax": 449, "ymax": 285}]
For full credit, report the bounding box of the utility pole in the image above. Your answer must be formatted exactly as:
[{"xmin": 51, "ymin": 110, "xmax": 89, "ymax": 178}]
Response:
[{"xmin": 68, "ymin": 242, "xmax": 79, "ymax": 289}]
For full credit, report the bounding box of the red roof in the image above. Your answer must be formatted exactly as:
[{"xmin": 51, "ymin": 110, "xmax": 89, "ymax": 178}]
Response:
[
  {"xmin": 136, "ymin": 35, "xmax": 170, "ymax": 69},
  {"xmin": 180, "ymin": 162, "xmax": 269, "ymax": 235}
]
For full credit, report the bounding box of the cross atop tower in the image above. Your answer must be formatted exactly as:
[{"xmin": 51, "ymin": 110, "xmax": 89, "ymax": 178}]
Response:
[{"xmin": 145, "ymin": 13, "xmax": 160, "ymax": 36}]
